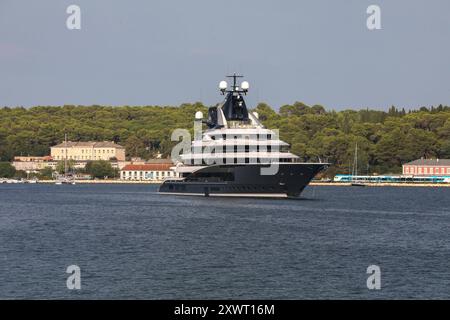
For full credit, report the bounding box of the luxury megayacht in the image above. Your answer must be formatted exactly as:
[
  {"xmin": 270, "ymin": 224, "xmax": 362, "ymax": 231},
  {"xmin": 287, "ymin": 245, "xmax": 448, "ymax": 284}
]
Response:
[{"xmin": 158, "ymin": 75, "xmax": 329, "ymax": 198}]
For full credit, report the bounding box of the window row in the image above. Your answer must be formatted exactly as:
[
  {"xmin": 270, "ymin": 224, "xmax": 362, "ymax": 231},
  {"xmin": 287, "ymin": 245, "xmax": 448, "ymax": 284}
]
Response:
[
  {"xmin": 191, "ymin": 145, "xmax": 290, "ymax": 153},
  {"xmin": 121, "ymin": 171, "xmax": 177, "ymax": 178},
  {"xmin": 210, "ymin": 134, "xmax": 274, "ymax": 140},
  {"xmin": 405, "ymin": 166, "xmax": 450, "ymax": 174},
  {"xmin": 184, "ymin": 158, "xmax": 295, "ymax": 165},
  {"xmin": 57, "ymin": 149, "xmax": 116, "ymax": 154}
]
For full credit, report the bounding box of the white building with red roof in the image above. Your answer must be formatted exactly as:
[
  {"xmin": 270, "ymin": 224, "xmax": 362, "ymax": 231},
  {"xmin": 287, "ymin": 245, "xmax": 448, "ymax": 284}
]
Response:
[{"xmin": 120, "ymin": 163, "xmax": 178, "ymax": 181}]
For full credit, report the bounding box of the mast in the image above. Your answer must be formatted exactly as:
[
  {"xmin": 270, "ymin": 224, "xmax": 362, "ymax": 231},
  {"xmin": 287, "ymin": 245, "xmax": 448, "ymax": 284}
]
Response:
[
  {"xmin": 227, "ymin": 73, "xmax": 243, "ymax": 92},
  {"xmin": 352, "ymin": 143, "xmax": 358, "ymax": 180},
  {"xmin": 64, "ymin": 133, "xmax": 68, "ymax": 178},
  {"xmin": 213, "ymin": 73, "xmax": 250, "ymax": 126}
]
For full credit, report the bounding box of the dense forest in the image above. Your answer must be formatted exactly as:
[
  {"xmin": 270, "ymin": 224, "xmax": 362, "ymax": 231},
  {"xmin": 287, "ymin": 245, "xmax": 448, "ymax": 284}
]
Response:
[{"xmin": 1, "ymin": 102, "xmax": 450, "ymax": 176}]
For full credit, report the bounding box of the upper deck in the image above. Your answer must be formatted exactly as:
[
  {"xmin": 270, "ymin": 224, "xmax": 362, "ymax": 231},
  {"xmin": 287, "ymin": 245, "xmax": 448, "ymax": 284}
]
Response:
[{"xmin": 178, "ymin": 74, "xmax": 303, "ymax": 166}]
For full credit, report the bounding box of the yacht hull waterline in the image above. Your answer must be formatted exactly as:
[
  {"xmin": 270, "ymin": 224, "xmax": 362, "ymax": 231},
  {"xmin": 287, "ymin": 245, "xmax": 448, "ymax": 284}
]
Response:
[{"xmin": 159, "ymin": 163, "xmax": 327, "ymax": 198}]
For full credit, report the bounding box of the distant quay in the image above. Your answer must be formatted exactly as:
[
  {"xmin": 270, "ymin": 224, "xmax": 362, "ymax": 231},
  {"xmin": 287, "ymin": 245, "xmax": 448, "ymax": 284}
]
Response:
[
  {"xmin": 310, "ymin": 182, "xmax": 450, "ymax": 187},
  {"xmin": 37, "ymin": 179, "xmax": 161, "ymax": 184}
]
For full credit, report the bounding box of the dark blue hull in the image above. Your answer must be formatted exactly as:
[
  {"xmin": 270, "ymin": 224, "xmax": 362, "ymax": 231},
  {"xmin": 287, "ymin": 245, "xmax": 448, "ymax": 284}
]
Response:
[{"xmin": 158, "ymin": 163, "xmax": 328, "ymax": 197}]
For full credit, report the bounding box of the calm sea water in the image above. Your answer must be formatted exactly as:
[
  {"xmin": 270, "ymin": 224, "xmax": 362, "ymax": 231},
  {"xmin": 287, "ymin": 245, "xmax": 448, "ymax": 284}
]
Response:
[{"xmin": 0, "ymin": 184, "xmax": 449, "ymax": 299}]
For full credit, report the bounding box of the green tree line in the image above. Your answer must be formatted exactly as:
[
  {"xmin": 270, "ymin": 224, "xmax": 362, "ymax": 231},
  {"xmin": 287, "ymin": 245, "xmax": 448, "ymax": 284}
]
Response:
[{"xmin": 1, "ymin": 102, "xmax": 450, "ymax": 176}]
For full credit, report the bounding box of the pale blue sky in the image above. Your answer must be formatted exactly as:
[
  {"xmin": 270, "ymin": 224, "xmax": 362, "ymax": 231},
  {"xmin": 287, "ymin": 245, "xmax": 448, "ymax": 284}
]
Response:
[{"xmin": 0, "ymin": 0, "xmax": 449, "ymax": 110}]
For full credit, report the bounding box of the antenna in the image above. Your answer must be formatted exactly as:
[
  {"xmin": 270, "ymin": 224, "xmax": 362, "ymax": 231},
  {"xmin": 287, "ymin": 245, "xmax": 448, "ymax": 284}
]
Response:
[
  {"xmin": 219, "ymin": 73, "xmax": 249, "ymax": 95},
  {"xmin": 226, "ymin": 73, "xmax": 244, "ymax": 90}
]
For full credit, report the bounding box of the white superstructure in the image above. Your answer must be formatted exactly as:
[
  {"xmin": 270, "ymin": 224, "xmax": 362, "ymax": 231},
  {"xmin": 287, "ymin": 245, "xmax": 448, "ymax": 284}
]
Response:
[{"xmin": 177, "ymin": 76, "xmax": 299, "ymax": 168}]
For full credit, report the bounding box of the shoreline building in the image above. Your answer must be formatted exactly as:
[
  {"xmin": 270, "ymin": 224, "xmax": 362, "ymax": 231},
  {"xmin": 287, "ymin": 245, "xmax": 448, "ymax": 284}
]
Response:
[
  {"xmin": 120, "ymin": 163, "xmax": 178, "ymax": 181},
  {"xmin": 12, "ymin": 156, "xmax": 56, "ymax": 172},
  {"xmin": 51, "ymin": 141, "xmax": 125, "ymax": 161},
  {"xmin": 403, "ymin": 158, "xmax": 450, "ymax": 176}
]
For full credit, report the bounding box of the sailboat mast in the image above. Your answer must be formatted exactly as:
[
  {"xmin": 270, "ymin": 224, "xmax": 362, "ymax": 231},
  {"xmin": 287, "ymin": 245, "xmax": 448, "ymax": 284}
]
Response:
[
  {"xmin": 350, "ymin": 142, "xmax": 366, "ymax": 186},
  {"xmin": 351, "ymin": 143, "xmax": 358, "ymax": 180},
  {"xmin": 64, "ymin": 133, "xmax": 68, "ymax": 177}
]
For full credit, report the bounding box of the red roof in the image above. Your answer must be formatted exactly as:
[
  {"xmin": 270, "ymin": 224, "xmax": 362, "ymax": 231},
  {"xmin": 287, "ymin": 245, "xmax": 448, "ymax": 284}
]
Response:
[{"xmin": 121, "ymin": 164, "xmax": 173, "ymax": 171}]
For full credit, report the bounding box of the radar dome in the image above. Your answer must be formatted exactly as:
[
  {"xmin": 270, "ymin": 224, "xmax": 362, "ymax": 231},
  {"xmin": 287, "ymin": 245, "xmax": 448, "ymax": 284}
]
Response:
[
  {"xmin": 195, "ymin": 111, "xmax": 203, "ymax": 120},
  {"xmin": 219, "ymin": 81, "xmax": 228, "ymax": 90},
  {"xmin": 241, "ymin": 81, "xmax": 249, "ymax": 91}
]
